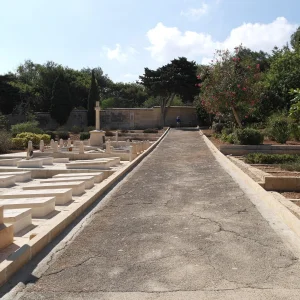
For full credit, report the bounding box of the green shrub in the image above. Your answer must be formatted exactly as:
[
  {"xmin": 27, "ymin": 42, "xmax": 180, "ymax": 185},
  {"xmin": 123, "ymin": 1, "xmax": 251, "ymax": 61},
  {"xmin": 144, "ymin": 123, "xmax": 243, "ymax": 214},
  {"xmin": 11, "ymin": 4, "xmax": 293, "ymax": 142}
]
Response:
[
  {"xmin": 143, "ymin": 129, "xmax": 159, "ymax": 133},
  {"xmin": 0, "ymin": 114, "xmax": 9, "ymax": 130},
  {"xmin": 15, "ymin": 132, "xmax": 51, "ymax": 147},
  {"xmin": 71, "ymin": 125, "xmax": 81, "ymax": 134},
  {"xmin": 245, "ymin": 153, "xmax": 299, "ymax": 164},
  {"xmin": 212, "ymin": 123, "xmax": 224, "ymax": 134},
  {"xmin": 280, "ymin": 163, "xmax": 300, "ymax": 172},
  {"xmin": 0, "ymin": 131, "xmax": 12, "ymax": 153},
  {"xmin": 80, "ymin": 132, "xmax": 90, "ymax": 140},
  {"xmin": 266, "ymin": 115, "xmax": 290, "ymax": 144},
  {"xmin": 11, "ymin": 121, "xmax": 43, "ymax": 136},
  {"xmin": 45, "ymin": 131, "xmax": 56, "ymax": 140},
  {"xmin": 40, "ymin": 134, "xmax": 51, "ymax": 144},
  {"xmin": 289, "ymin": 123, "xmax": 300, "ymax": 141},
  {"xmin": 11, "ymin": 137, "xmax": 27, "ymax": 149},
  {"xmin": 56, "ymin": 131, "xmax": 70, "ymax": 140},
  {"xmin": 105, "ymin": 131, "xmax": 114, "ymax": 137},
  {"xmin": 234, "ymin": 128, "xmax": 264, "ymax": 145}
]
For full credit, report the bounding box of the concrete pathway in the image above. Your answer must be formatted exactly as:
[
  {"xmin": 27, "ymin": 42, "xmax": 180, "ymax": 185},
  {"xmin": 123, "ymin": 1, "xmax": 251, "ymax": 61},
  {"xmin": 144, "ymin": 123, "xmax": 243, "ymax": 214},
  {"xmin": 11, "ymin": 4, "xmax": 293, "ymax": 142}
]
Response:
[{"xmin": 3, "ymin": 129, "xmax": 300, "ymax": 299}]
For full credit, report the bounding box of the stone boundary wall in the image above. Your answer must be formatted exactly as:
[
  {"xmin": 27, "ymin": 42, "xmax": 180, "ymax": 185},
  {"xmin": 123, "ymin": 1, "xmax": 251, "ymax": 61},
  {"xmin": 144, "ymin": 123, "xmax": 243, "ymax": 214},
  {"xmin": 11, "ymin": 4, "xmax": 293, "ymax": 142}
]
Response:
[
  {"xmin": 220, "ymin": 144, "xmax": 300, "ymax": 156},
  {"xmin": 6, "ymin": 106, "xmax": 197, "ymax": 130}
]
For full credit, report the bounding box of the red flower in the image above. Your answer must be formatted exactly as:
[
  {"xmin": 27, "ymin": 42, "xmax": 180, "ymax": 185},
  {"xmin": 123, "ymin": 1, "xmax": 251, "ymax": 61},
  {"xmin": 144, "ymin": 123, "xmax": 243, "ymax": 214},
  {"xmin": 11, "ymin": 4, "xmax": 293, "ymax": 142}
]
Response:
[
  {"xmin": 243, "ymin": 87, "xmax": 247, "ymax": 91},
  {"xmin": 256, "ymin": 64, "xmax": 260, "ymax": 69},
  {"xmin": 237, "ymin": 84, "xmax": 241, "ymax": 88},
  {"xmin": 245, "ymin": 116, "xmax": 248, "ymax": 118},
  {"xmin": 197, "ymin": 75, "xmax": 201, "ymax": 79}
]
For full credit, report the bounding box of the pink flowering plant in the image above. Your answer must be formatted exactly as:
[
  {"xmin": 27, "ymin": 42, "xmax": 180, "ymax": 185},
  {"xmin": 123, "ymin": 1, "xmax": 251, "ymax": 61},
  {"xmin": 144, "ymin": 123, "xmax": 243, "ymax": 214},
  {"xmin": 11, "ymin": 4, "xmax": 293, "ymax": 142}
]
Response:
[{"xmin": 199, "ymin": 46, "xmax": 263, "ymax": 127}]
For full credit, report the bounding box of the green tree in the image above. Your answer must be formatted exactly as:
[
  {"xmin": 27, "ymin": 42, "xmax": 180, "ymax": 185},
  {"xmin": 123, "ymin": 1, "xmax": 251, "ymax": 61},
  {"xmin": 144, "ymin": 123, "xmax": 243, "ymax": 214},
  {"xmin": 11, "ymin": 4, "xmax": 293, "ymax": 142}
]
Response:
[
  {"xmin": 200, "ymin": 47, "xmax": 263, "ymax": 127},
  {"xmin": 291, "ymin": 26, "xmax": 300, "ymax": 50},
  {"xmin": 50, "ymin": 74, "xmax": 73, "ymax": 125},
  {"xmin": 139, "ymin": 57, "xmax": 199, "ymax": 126},
  {"xmin": 87, "ymin": 70, "xmax": 99, "ymax": 126}
]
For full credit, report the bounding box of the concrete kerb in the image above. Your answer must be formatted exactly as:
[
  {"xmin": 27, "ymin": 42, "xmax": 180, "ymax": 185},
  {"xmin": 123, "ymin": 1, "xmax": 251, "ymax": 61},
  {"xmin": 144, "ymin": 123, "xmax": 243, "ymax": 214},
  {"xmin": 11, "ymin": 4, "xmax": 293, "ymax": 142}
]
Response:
[
  {"xmin": 0, "ymin": 128, "xmax": 170, "ymax": 287},
  {"xmin": 200, "ymin": 131, "xmax": 300, "ymax": 258}
]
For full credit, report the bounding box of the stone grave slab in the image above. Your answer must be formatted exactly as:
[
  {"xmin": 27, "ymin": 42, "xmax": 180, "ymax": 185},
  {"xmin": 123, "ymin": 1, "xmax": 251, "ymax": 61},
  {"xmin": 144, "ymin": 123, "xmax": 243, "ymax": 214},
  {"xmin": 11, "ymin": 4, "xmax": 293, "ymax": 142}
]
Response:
[
  {"xmin": 4, "ymin": 208, "xmax": 32, "ymax": 233},
  {"xmin": 53, "ymin": 172, "xmax": 104, "ymax": 183},
  {"xmin": 40, "ymin": 176, "xmax": 94, "ymax": 189}
]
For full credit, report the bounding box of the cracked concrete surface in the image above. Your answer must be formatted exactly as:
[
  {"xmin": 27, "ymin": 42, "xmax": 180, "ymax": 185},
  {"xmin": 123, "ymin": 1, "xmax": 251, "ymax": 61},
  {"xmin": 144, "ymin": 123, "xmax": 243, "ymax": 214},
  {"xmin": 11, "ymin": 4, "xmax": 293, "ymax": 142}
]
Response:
[{"xmin": 2, "ymin": 129, "xmax": 300, "ymax": 299}]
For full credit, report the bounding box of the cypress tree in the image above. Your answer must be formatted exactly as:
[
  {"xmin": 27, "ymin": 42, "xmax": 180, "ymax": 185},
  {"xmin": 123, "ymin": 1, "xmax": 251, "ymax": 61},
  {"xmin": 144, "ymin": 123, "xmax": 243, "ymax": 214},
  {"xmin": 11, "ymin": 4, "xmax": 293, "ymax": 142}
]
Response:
[
  {"xmin": 87, "ymin": 70, "xmax": 99, "ymax": 126},
  {"xmin": 50, "ymin": 74, "xmax": 73, "ymax": 125}
]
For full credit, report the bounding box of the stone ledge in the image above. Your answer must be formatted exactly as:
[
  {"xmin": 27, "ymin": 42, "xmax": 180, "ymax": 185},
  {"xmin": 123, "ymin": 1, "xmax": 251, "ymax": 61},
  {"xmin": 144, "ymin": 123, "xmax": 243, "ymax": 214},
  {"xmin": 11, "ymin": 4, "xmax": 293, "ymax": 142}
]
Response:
[{"xmin": 0, "ymin": 128, "xmax": 170, "ymax": 287}]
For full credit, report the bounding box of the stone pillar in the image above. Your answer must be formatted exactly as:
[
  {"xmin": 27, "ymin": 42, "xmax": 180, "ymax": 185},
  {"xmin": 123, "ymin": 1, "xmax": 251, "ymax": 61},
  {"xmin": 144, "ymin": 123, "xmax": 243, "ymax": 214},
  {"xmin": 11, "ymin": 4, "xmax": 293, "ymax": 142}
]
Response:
[
  {"xmin": 79, "ymin": 141, "xmax": 84, "ymax": 154},
  {"xmin": 126, "ymin": 139, "xmax": 130, "ymax": 147},
  {"xmin": 59, "ymin": 139, "xmax": 64, "ymax": 149},
  {"xmin": 39, "ymin": 140, "xmax": 45, "ymax": 152},
  {"xmin": 50, "ymin": 139, "xmax": 55, "ymax": 149},
  {"xmin": 106, "ymin": 139, "xmax": 111, "ymax": 154},
  {"xmin": 67, "ymin": 138, "xmax": 71, "ymax": 147},
  {"xmin": 95, "ymin": 101, "xmax": 100, "ymax": 131},
  {"xmin": 129, "ymin": 146, "xmax": 133, "ymax": 162},
  {"xmin": 53, "ymin": 141, "xmax": 58, "ymax": 153}
]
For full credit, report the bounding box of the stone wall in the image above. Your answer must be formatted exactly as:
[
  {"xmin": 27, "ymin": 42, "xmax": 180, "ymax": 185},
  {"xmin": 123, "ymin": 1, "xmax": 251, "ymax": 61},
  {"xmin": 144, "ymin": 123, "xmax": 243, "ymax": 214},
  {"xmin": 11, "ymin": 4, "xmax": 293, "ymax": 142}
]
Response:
[
  {"xmin": 7, "ymin": 106, "xmax": 197, "ymax": 130},
  {"xmin": 100, "ymin": 106, "xmax": 198, "ymax": 129}
]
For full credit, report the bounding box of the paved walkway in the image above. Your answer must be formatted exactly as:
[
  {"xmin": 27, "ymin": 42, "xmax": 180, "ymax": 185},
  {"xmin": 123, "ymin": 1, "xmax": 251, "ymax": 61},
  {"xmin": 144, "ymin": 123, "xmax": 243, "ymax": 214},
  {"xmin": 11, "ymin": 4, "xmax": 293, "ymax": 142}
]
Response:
[{"xmin": 3, "ymin": 129, "xmax": 300, "ymax": 299}]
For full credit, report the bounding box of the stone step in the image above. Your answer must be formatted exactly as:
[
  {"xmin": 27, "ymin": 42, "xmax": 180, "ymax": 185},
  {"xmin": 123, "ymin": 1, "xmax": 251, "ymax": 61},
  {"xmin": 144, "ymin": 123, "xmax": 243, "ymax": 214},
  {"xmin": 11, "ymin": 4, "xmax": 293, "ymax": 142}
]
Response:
[
  {"xmin": 53, "ymin": 172, "xmax": 104, "ymax": 183},
  {"xmin": 23, "ymin": 181, "xmax": 85, "ymax": 196},
  {"xmin": 0, "ymin": 158, "xmax": 21, "ymax": 166},
  {"xmin": 0, "ymin": 197, "xmax": 56, "ymax": 218},
  {"xmin": 17, "ymin": 159, "xmax": 44, "ymax": 168},
  {"xmin": 3, "ymin": 208, "xmax": 32, "ymax": 234},
  {"xmin": 0, "ymin": 223, "xmax": 14, "ymax": 249},
  {"xmin": 66, "ymin": 161, "xmax": 112, "ymax": 170},
  {"xmin": 0, "ymin": 189, "xmax": 72, "ymax": 205},
  {"xmin": 40, "ymin": 177, "xmax": 94, "ymax": 189},
  {"xmin": 0, "ymin": 171, "xmax": 31, "ymax": 182},
  {"xmin": 0, "ymin": 175, "xmax": 16, "ymax": 188},
  {"xmin": 94, "ymin": 157, "xmax": 120, "ymax": 166}
]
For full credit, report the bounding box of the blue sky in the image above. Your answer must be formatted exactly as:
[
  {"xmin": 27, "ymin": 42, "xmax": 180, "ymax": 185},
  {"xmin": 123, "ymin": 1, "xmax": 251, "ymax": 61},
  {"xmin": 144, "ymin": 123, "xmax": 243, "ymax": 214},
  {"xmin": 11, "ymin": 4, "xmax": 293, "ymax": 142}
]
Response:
[{"xmin": 0, "ymin": 0, "xmax": 299, "ymax": 82}]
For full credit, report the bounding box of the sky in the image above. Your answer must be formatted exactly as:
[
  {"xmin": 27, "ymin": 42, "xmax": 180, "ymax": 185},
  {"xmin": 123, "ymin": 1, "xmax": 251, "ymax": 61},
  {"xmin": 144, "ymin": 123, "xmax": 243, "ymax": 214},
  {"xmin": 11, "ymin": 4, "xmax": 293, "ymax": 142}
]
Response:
[{"xmin": 0, "ymin": 0, "xmax": 299, "ymax": 82}]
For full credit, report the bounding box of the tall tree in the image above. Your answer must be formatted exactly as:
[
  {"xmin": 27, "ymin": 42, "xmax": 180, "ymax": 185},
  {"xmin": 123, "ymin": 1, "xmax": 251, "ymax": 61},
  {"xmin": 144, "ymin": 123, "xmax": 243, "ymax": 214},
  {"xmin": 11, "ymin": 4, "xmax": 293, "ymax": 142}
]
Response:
[
  {"xmin": 87, "ymin": 70, "xmax": 99, "ymax": 126},
  {"xmin": 139, "ymin": 57, "xmax": 199, "ymax": 126},
  {"xmin": 291, "ymin": 26, "xmax": 300, "ymax": 50},
  {"xmin": 50, "ymin": 74, "xmax": 73, "ymax": 125}
]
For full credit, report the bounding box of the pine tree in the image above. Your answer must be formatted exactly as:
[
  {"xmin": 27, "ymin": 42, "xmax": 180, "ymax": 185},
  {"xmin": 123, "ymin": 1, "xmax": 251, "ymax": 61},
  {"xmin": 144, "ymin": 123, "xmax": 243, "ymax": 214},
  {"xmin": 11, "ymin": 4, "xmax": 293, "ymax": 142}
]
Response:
[
  {"xmin": 87, "ymin": 70, "xmax": 99, "ymax": 126},
  {"xmin": 50, "ymin": 74, "xmax": 73, "ymax": 125}
]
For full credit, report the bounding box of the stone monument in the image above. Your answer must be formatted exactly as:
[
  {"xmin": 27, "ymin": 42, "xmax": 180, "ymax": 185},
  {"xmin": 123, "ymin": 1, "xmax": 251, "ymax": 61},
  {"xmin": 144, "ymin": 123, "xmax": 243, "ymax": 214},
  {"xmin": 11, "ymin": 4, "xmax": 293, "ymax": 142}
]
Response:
[{"xmin": 89, "ymin": 101, "xmax": 105, "ymax": 147}]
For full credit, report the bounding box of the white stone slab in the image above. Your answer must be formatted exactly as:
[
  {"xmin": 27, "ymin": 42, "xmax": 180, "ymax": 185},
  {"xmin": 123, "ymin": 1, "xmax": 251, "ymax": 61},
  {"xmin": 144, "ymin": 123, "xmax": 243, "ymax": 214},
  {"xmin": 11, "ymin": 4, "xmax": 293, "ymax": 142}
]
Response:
[
  {"xmin": 0, "ymin": 171, "xmax": 31, "ymax": 182},
  {"xmin": 0, "ymin": 175, "xmax": 16, "ymax": 188},
  {"xmin": 0, "ymin": 189, "xmax": 72, "ymax": 205},
  {"xmin": 0, "ymin": 158, "xmax": 21, "ymax": 166},
  {"xmin": 0, "ymin": 223, "xmax": 14, "ymax": 249},
  {"xmin": 23, "ymin": 181, "xmax": 85, "ymax": 196},
  {"xmin": 4, "ymin": 208, "xmax": 32, "ymax": 233},
  {"xmin": 40, "ymin": 177, "xmax": 94, "ymax": 189},
  {"xmin": 0, "ymin": 197, "xmax": 56, "ymax": 218},
  {"xmin": 94, "ymin": 157, "xmax": 120, "ymax": 167},
  {"xmin": 53, "ymin": 172, "xmax": 104, "ymax": 183},
  {"xmin": 17, "ymin": 159, "xmax": 43, "ymax": 168},
  {"xmin": 66, "ymin": 161, "xmax": 111, "ymax": 170},
  {"xmin": 53, "ymin": 158, "xmax": 70, "ymax": 163},
  {"xmin": 32, "ymin": 157, "xmax": 53, "ymax": 165}
]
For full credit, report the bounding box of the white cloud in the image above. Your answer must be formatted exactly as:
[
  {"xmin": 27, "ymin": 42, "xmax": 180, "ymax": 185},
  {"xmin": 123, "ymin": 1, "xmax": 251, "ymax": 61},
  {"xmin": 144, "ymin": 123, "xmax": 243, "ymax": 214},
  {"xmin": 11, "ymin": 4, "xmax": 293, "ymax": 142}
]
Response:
[
  {"xmin": 146, "ymin": 17, "xmax": 298, "ymax": 64},
  {"xmin": 181, "ymin": 3, "xmax": 209, "ymax": 18},
  {"xmin": 124, "ymin": 73, "xmax": 138, "ymax": 78},
  {"xmin": 102, "ymin": 44, "xmax": 138, "ymax": 63}
]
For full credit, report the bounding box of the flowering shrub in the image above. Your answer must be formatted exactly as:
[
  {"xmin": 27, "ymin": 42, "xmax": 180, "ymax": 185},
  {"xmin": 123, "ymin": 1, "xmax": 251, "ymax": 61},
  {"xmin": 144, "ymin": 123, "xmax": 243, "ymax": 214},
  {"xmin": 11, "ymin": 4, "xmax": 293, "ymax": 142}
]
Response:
[{"xmin": 198, "ymin": 46, "xmax": 263, "ymax": 127}]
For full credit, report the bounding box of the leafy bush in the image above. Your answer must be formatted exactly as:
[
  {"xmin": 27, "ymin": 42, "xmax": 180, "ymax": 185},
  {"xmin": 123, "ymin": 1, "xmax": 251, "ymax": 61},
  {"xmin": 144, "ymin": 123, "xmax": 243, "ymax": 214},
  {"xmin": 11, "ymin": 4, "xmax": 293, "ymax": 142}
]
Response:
[
  {"xmin": 40, "ymin": 134, "xmax": 51, "ymax": 144},
  {"xmin": 15, "ymin": 132, "xmax": 51, "ymax": 147},
  {"xmin": 11, "ymin": 121, "xmax": 43, "ymax": 136},
  {"xmin": 11, "ymin": 137, "xmax": 27, "ymax": 149},
  {"xmin": 0, "ymin": 114, "xmax": 9, "ymax": 130},
  {"xmin": 234, "ymin": 128, "xmax": 264, "ymax": 145},
  {"xmin": 80, "ymin": 132, "xmax": 90, "ymax": 140},
  {"xmin": 71, "ymin": 125, "xmax": 81, "ymax": 134},
  {"xmin": 220, "ymin": 131, "xmax": 235, "ymax": 144},
  {"xmin": 245, "ymin": 153, "xmax": 299, "ymax": 164},
  {"xmin": 266, "ymin": 114, "xmax": 290, "ymax": 144},
  {"xmin": 212, "ymin": 123, "xmax": 224, "ymax": 134},
  {"xmin": 45, "ymin": 131, "xmax": 56, "ymax": 140},
  {"xmin": 0, "ymin": 131, "xmax": 12, "ymax": 153},
  {"xmin": 143, "ymin": 129, "xmax": 158, "ymax": 133},
  {"xmin": 280, "ymin": 163, "xmax": 300, "ymax": 172},
  {"xmin": 105, "ymin": 131, "xmax": 114, "ymax": 137},
  {"xmin": 289, "ymin": 123, "xmax": 300, "ymax": 141},
  {"xmin": 56, "ymin": 131, "xmax": 70, "ymax": 140}
]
